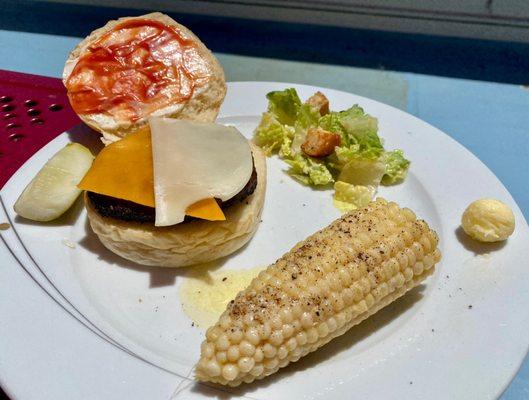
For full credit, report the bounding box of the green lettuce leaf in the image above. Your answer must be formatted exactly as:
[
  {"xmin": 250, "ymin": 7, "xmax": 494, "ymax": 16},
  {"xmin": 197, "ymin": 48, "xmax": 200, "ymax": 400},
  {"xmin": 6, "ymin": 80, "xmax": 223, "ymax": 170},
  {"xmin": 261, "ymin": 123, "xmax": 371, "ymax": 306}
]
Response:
[
  {"xmin": 381, "ymin": 150, "xmax": 410, "ymax": 185},
  {"xmin": 285, "ymin": 154, "xmax": 333, "ymax": 186},
  {"xmin": 290, "ymin": 104, "xmax": 320, "ymax": 155},
  {"xmin": 279, "ymin": 136, "xmax": 293, "ymax": 159},
  {"xmin": 338, "ymin": 158, "xmax": 386, "ymax": 187},
  {"xmin": 318, "ymin": 106, "xmax": 383, "ymax": 159},
  {"xmin": 254, "ymin": 112, "xmax": 295, "ymax": 156},
  {"xmin": 297, "ymin": 103, "xmax": 320, "ymax": 129},
  {"xmin": 318, "ymin": 111, "xmax": 346, "ymax": 137},
  {"xmin": 266, "ymin": 89, "xmax": 302, "ymax": 126},
  {"xmin": 328, "ymin": 145, "xmax": 360, "ymax": 169},
  {"xmin": 340, "ymin": 112, "xmax": 382, "ymax": 158},
  {"xmin": 333, "ymin": 181, "xmax": 376, "ymax": 213},
  {"xmin": 260, "ymin": 89, "xmax": 319, "ymax": 157},
  {"xmin": 332, "ymin": 159, "xmax": 384, "ymax": 213}
]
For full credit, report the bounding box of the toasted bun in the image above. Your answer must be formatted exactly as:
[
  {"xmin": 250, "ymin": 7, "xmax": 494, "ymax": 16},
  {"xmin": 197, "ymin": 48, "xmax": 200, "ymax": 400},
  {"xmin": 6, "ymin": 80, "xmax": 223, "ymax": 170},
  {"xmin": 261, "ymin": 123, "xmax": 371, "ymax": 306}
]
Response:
[
  {"xmin": 85, "ymin": 143, "xmax": 266, "ymax": 268},
  {"xmin": 63, "ymin": 12, "xmax": 226, "ymax": 144}
]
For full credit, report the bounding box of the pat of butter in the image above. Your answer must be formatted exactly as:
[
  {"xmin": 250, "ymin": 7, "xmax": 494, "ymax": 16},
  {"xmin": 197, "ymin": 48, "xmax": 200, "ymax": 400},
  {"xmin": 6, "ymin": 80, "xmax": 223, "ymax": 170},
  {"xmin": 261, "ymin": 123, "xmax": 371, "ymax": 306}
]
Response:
[
  {"xmin": 150, "ymin": 118, "xmax": 253, "ymax": 226},
  {"xmin": 461, "ymin": 198, "xmax": 515, "ymax": 242},
  {"xmin": 179, "ymin": 267, "xmax": 263, "ymax": 328}
]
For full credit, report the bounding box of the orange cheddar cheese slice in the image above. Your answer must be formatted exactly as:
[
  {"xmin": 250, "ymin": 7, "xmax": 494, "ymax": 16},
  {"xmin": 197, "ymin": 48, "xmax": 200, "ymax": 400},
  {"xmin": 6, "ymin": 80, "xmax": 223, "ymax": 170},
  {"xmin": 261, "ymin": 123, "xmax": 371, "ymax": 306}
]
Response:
[
  {"xmin": 78, "ymin": 129, "xmax": 225, "ymax": 221},
  {"xmin": 186, "ymin": 198, "xmax": 225, "ymax": 221},
  {"xmin": 78, "ymin": 129, "xmax": 155, "ymax": 207}
]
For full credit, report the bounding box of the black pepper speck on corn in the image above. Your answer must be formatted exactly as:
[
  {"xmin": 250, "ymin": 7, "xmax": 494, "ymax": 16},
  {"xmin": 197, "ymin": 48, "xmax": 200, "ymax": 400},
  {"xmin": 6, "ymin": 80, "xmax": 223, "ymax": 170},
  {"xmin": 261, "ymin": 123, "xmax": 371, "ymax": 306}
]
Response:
[{"xmin": 195, "ymin": 198, "xmax": 441, "ymax": 386}]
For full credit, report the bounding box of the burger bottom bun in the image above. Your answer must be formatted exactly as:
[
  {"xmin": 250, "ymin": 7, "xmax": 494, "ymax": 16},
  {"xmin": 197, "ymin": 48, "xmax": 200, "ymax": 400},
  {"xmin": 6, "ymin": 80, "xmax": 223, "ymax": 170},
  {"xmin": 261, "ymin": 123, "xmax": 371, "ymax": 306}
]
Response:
[{"xmin": 85, "ymin": 143, "xmax": 266, "ymax": 268}]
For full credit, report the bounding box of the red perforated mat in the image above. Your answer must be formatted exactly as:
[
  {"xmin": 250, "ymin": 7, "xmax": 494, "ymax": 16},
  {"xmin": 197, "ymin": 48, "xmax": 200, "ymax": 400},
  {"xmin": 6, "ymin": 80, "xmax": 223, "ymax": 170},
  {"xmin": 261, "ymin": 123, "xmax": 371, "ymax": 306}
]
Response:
[{"xmin": 0, "ymin": 69, "xmax": 80, "ymax": 189}]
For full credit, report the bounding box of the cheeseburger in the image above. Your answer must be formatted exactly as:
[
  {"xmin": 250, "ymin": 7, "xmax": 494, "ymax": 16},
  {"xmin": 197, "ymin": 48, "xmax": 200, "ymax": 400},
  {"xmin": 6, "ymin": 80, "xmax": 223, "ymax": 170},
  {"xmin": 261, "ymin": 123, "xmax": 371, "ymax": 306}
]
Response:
[{"xmin": 65, "ymin": 14, "xmax": 266, "ymax": 267}]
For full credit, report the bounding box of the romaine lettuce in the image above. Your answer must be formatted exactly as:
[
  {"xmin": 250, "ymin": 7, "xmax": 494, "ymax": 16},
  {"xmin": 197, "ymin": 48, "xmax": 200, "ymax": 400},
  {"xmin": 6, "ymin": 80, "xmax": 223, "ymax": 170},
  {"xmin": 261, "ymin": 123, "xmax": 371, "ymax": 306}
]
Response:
[
  {"xmin": 381, "ymin": 150, "xmax": 411, "ymax": 184},
  {"xmin": 254, "ymin": 112, "xmax": 295, "ymax": 156},
  {"xmin": 285, "ymin": 154, "xmax": 333, "ymax": 186},
  {"xmin": 253, "ymin": 88, "xmax": 410, "ymax": 210},
  {"xmin": 266, "ymin": 89, "xmax": 302, "ymax": 126},
  {"xmin": 338, "ymin": 158, "xmax": 386, "ymax": 187},
  {"xmin": 333, "ymin": 181, "xmax": 375, "ymax": 212}
]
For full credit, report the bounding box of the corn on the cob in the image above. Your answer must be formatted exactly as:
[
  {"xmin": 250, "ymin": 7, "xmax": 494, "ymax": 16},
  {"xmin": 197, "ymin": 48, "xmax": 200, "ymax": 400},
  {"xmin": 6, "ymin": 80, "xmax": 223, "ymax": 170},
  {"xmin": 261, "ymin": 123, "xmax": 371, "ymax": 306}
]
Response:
[{"xmin": 195, "ymin": 198, "xmax": 441, "ymax": 386}]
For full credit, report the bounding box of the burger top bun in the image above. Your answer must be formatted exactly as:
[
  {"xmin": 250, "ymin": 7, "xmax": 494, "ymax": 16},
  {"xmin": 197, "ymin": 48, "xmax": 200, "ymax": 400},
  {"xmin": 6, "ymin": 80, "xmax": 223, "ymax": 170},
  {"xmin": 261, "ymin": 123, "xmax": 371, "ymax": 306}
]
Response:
[{"xmin": 63, "ymin": 12, "xmax": 226, "ymax": 144}]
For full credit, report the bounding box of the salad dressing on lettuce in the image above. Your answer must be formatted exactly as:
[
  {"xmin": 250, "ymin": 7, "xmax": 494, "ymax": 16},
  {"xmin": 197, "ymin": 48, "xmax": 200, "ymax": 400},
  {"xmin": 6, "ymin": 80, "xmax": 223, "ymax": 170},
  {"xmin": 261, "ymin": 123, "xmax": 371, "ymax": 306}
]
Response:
[{"xmin": 253, "ymin": 88, "xmax": 410, "ymax": 211}]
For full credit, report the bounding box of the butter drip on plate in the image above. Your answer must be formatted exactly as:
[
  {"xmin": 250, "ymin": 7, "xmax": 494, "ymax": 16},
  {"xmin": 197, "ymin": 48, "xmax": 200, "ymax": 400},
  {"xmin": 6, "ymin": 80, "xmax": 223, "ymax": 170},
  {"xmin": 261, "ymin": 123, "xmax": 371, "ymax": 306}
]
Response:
[{"xmin": 179, "ymin": 267, "xmax": 263, "ymax": 328}]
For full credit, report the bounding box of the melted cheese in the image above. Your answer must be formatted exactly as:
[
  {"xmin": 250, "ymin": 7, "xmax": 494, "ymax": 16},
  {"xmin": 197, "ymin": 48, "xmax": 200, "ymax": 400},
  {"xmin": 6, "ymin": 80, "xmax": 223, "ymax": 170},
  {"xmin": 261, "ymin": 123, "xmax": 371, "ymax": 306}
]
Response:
[
  {"xmin": 78, "ymin": 128, "xmax": 226, "ymax": 221},
  {"xmin": 150, "ymin": 118, "xmax": 253, "ymax": 226},
  {"xmin": 78, "ymin": 129, "xmax": 155, "ymax": 207},
  {"xmin": 186, "ymin": 198, "xmax": 225, "ymax": 221}
]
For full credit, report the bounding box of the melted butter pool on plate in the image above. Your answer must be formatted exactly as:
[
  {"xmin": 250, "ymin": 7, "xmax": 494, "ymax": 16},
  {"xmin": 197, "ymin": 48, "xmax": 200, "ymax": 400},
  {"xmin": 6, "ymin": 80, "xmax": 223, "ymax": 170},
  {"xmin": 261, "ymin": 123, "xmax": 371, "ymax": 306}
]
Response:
[{"xmin": 179, "ymin": 267, "xmax": 264, "ymax": 328}]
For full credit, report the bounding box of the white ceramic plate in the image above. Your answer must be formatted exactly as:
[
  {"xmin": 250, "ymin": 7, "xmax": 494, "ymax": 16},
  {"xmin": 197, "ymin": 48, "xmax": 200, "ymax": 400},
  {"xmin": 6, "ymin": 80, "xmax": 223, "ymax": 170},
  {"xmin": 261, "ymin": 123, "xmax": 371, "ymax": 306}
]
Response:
[{"xmin": 1, "ymin": 82, "xmax": 528, "ymax": 400}]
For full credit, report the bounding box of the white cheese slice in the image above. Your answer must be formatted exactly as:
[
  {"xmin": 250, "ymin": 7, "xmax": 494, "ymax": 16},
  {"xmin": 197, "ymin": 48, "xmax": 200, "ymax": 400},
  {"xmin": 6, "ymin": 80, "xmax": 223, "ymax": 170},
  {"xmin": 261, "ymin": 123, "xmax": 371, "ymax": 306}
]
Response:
[{"xmin": 149, "ymin": 117, "xmax": 253, "ymax": 226}]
